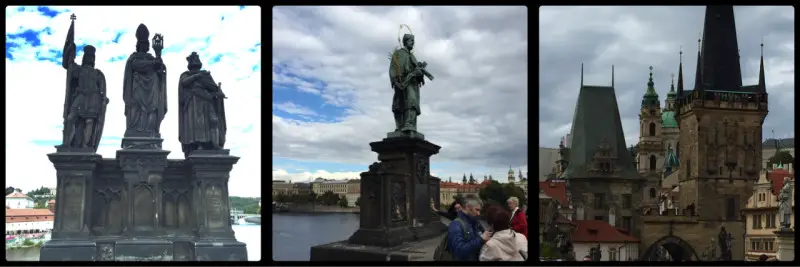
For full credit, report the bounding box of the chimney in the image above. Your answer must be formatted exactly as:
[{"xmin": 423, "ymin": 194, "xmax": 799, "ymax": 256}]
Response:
[{"xmin": 608, "ymin": 208, "xmax": 616, "ymax": 227}]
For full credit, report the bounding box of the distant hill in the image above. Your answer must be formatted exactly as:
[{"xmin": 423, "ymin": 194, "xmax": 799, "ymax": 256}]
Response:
[{"xmin": 230, "ymin": 196, "xmax": 261, "ymax": 214}]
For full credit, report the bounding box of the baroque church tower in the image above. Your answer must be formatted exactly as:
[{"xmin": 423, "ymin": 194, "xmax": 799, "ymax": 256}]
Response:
[
  {"xmin": 674, "ymin": 6, "xmax": 768, "ymax": 247},
  {"xmin": 637, "ymin": 67, "xmax": 664, "ymax": 209}
]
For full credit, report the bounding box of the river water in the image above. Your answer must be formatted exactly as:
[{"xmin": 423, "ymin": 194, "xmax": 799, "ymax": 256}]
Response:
[
  {"xmin": 6, "ymin": 224, "xmax": 261, "ymax": 261},
  {"xmin": 271, "ymin": 213, "xmax": 359, "ymax": 261}
]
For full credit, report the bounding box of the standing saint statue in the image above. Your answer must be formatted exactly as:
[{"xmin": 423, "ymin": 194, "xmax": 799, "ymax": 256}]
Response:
[
  {"xmin": 388, "ymin": 26, "xmax": 434, "ymax": 136},
  {"xmin": 777, "ymin": 177, "xmax": 793, "ymax": 230},
  {"xmin": 122, "ymin": 23, "xmax": 167, "ymax": 139},
  {"xmin": 59, "ymin": 14, "xmax": 109, "ymax": 152},
  {"xmin": 178, "ymin": 52, "xmax": 228, "ymax": 158}
]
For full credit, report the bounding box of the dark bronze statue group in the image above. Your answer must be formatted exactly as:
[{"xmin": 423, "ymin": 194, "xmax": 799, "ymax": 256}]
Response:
[{"xmin": 59, "ymin": 14, "xmax": 227, "ymax": 157}]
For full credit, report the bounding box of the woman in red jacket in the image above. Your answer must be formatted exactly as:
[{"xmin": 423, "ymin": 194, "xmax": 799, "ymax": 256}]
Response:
[{"xmin": 507, "ymin": 197, "xmax": 528, "ymax": 238}]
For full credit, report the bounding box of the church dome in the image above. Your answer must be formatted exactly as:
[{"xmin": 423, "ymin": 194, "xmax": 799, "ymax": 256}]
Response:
[{"xmin": 662, "ymin": 111, "xmax": 678, "ymax": 128}]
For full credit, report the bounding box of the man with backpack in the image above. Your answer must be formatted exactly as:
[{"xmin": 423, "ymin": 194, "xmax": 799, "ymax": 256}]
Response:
[{"xmin": 438, "ymin": 195, "xmax": 492, "ymax": 261}]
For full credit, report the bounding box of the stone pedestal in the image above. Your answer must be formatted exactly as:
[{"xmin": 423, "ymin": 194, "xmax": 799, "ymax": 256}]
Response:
[
  {"xmin": 40, "ymin": 140, "xmax": 247, "ymax": 261},
  {"xmin": 773, "ymin": 229, "xmax": 795, "ymax": 261},
  {"xmin": 310, "ymin": 136, "xmax": 447, "ymax": 261},
  {"xmin": 116, "ymin": 137, "xmax": 170, "ymax": 236},
  {"xmin": 187, "ymin": 149, "xmax": 248, "ymax": 260},
  {"xmin": 40, "ymin": 150, "xmax": 101, "ymax": 261}
]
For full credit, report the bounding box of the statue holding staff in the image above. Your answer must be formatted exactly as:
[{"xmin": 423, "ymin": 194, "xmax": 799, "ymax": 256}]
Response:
[
  {"xmin": 122, "ymin": 23, "xmax": 167, "ymax": 139},
  {"xmin": 59, "ymin": 13, "xmax": 109, "ymax": 151}
]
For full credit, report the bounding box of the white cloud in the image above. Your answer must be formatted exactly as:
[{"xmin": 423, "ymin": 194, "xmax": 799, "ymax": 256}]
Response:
[
  {"xmin": 271, "ymin": 7, "xmax": 529, "ymax": 182},
  {"xmin": 5, "ymin": 6, "xmax": 262, "ymax": 197}
]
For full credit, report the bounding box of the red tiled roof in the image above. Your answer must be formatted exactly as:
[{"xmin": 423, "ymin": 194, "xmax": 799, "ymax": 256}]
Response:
[
  {"xmin": 767, "ymin": 170, "xmax": 794, "ymax": 196},
  {"xmin": 6, "ymin": 192, "xmax": 30, "ymax": 199},
  {"xmin": 571, "ymin": 220, "xmax": 639, "ymax": 243},
  {"xmin": 539, "ymin": 181, "xmax": 567, "ymax": 205},
  {"xmin": 6, "ymin": 208, "xmax": 54, "ymax": 216}
]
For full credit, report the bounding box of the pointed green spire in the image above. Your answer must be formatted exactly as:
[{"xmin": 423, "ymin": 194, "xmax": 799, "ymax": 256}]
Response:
[{"xmin": 641, "ymin": 66, "xmax": 660, "ymax": 108}]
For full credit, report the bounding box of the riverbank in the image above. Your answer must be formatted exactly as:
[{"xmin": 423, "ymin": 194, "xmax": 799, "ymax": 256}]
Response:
[{"xmin": 279, "ymin": 204, "xmax": 360, "ymax": 214}]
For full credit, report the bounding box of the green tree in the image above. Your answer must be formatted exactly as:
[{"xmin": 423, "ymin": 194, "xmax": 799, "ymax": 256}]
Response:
[
  {"xmin": 355, "ymin": 196, "xmax": 361, "ymax": 207},
  {"xmin": 34, "ymin": 202, "xmax": 46, "ymax": 209},
  {"xmin": 478, "ymin": 180, "xmax": 507, "ymax": 206},
  {"xmin": 768, "ymin": 151, "xmax": 794, "ymax": 169},
  {"xmin": 339, "ymin": 197, "xmax": 349, "ymax": 208},
  {"xmin": 5, "ymin": 187, "xmax": 16, "ymax": 196},
  {"xmin": 319, "ymin": 191, "xmax": 339, "ymax": 206}
]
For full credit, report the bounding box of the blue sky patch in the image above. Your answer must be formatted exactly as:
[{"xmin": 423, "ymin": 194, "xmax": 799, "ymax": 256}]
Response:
[
  {"xmin": 113, "ymin": 32, "xmax": 124, "ymax": 43},
  {"xmin": 37, "ymin": 6, "xmax": 61, "ymax": 18},
  {"xmin": 241, "ymin": 124, "xmax": 254, "ymax": 133}
]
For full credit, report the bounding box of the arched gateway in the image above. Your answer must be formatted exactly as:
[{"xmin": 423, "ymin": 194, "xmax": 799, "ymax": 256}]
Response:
[{"xmin": 641, "ymin": 235, "xmax": 701, "ymax": 261}]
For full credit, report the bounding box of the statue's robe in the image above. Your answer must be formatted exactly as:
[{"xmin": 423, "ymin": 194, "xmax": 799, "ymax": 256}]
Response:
[
  {"xmin": 178, "ymin": 70, "xmax": 227, "ymax": 155},
  {"xmin": 122, "ymin": 52, "xmax": 168, "ymax": 137},
  {"xmin": 389, "ymin": 48, "xmax": 422, "ymax": 116},
  {"xmin": 63, "ymin": 61, "xmax": 108, "ymax": 149}
]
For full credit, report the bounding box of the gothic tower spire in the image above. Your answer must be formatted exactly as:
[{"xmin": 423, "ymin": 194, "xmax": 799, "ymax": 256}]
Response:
[
  {"xmin": 758, "ymin": 40, "xmax": 766, "ymax": 93},
  {"xmin": 696, "ymin": 6, "xmax": 744, "ymax": 91}
]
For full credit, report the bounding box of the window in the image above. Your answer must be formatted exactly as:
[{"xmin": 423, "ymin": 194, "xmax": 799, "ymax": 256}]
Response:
[
  {"xmin": 609, "ymin": 248, "xmax": 617, "ymax": 261},
  {"xmin": 649, "ymin": 155, "xmax": 656, "ymax": 171},
  {"xmin": 649, "ymin": 122, "xmax": 656, "ymax": 136},
  {"xmin": 623, "ymin": 194, "xmax": 632, "ymax": 209},
  {"xmin": 766, "ymin": 213, "xmax": 776, "ymax": 228},
  {"xmin": 755, "ymin": 214, "xmax": 763, "ymax": 229},
  {"xmin": 765, "ymin": 239, "xmax": 775, "ymax": 251},
  {"xmin": 750, "ymin": 239, "xmax": 758, "ymax": 251},
  {"xmin": 594, "ymin": 216, "xmax": 604, "ymax": 221},
  {"xmin": 594, "ymin": 194, "xmax": 605, "ymax": 209},
  {"xmin": 649, "ymin": 188, "xmax": 657, "ymax": 199},
  {"xmin": 622, "ymin": 216, "xmax": 632, "ymax": 231},
  {"xmin": 725, "ymin": 197, "xmax": 736, "ymax": 220}
]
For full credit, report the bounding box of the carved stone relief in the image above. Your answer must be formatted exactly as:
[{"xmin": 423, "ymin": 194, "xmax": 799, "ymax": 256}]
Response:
[
  {"xmin": 133, "ymin": 184, "xmax": 155, "ymax": 229},
  {"xmin": 415, "ymin": 154, "xmax": 429, "ymax": 184},
  {"xmin": 62, "ymin": 177, "xmax": 84, "ymax": 232},
  {"xmin": 391, "ymin": 181, "xmax": 407, "ymax": 222},
  {"xmin": 206, "ymin": 184, "xmax": 225, "ymax": 229}
]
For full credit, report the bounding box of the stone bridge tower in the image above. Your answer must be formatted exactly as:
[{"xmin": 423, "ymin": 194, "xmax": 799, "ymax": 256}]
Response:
[{"xmin": 672, "ymin": 5, "xmax": 769, "ymax": 261}]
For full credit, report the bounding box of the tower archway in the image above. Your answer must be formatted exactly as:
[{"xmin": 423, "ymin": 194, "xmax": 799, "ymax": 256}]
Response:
[{"xmin": 641, "ymin": 235, "xmax": 701, "ymax": 261}]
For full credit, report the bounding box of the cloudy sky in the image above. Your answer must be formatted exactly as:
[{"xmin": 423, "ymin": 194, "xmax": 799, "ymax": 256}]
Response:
[
  {"xmin": 272, "ymin": 6, "xmax": 528, "ymax": 183},
  {"xmin": 539, "ymin": 6, "xmax": 795, "ymax": 148},
  {"xmin": 6, "ymin": 6, "xmax": 262, "ymax": 197}
]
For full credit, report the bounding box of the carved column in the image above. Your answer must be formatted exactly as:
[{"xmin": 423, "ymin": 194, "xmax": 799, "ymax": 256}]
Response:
[
  {"xmin": 116, "ymin": 139, "xmax": 170, "ymax": 236},
  {"xmin": 47, "ymin": 152, "xmax": 101, "ymax": 239}
]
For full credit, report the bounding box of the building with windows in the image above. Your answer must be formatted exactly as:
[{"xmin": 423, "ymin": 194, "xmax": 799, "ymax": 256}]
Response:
[
  {"xmin": 743, "ymin": 164, "xmax": 794, "ymax": 261},
  {"xmin": 313, "ymin": 179, "xmax": 350, "ymax": 198},
  {"xmin": 6, "ymin": 189, "xmax": 34, "ymax": 209},
  {"xmin": 5, "ymin": 207, "xmax": 54, "ymax": 234},
  {"xmin": 346, "ymin": 179, "xmax": 360, "ymax": 207}
]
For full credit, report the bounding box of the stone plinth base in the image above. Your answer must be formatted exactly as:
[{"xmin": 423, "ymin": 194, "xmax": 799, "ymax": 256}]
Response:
[
  {"xmin": 310, "ymin": 233, "xmax": 444, "ymax": 262},
  {"xmin": 40, "ymin": 239, "xmax": 247, "ymax": 261},
  {"xmin": 40, "ymin": 240, "xmax": 97, "ymax": 261},
  {"xmin": 194, "ymin": 240, "xmax": 248, "ymax": 261},
  {"xmin": 773, "ymin": 229, "xmax": 795, "ymax": 261}
]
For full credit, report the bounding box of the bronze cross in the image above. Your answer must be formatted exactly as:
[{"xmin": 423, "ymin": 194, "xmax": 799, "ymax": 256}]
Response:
[{"xmin": 70, "ymin": 14, "xmax": 76, "ymax": 21}]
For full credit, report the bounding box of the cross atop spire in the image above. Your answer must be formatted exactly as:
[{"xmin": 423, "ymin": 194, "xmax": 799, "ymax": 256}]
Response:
[{"xmin": 70, "ymin": 14, "xmax": 76, "ymax": 21}]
